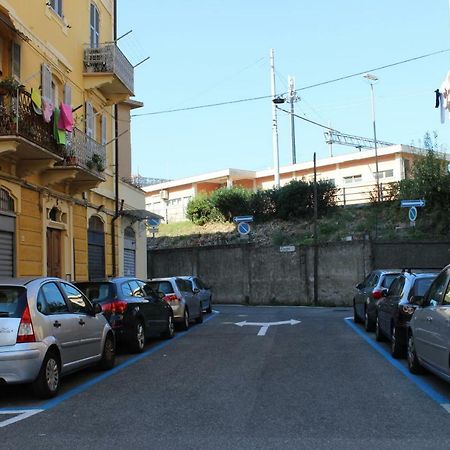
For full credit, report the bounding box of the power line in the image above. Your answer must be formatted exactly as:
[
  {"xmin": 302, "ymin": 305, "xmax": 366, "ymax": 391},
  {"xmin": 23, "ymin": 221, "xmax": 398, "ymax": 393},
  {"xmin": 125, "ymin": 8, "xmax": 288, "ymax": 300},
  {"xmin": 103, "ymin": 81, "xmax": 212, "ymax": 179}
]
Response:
[{"xmin": 132, "ymin": 47, "xmax": 450, "ymax": 118}]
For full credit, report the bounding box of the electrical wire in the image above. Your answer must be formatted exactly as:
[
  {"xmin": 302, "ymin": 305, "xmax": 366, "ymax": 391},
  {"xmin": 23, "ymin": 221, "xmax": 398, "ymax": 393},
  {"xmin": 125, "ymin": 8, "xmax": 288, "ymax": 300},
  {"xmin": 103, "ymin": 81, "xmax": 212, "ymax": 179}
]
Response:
[{"xmin": 133, "ymin": 47, "xmax": 450, "ymax": 117}]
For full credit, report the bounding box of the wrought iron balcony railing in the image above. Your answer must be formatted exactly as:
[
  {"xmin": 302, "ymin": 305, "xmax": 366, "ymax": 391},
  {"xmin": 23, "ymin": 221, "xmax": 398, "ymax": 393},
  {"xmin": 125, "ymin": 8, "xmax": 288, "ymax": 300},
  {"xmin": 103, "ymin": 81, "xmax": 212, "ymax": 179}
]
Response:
[
  {"xmin": 84, "ymin": 43, "xmax": 134, "ymax": 94},
  {"xmin": 0, "ymin": 89, "xmax": 61, "ymax": 156},
  {"xmin": 65, "ymin": 128, "xmax": 106, "ymax": 175}
]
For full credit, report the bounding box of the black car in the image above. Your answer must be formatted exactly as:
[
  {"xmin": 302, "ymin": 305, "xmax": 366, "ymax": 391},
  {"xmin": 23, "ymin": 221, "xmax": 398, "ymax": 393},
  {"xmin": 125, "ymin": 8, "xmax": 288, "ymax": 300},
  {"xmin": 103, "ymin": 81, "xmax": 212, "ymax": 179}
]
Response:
[
  {"xmin": 76, "ymin": 277, "xmax": 175, "ymax": 353},
  {"xmin": 353, "ymin": 269, "xmax": 401, "ymax": 331},
  {"xmin": 376, "ymin": 271, "xmax": 437, "ymax": 358}
]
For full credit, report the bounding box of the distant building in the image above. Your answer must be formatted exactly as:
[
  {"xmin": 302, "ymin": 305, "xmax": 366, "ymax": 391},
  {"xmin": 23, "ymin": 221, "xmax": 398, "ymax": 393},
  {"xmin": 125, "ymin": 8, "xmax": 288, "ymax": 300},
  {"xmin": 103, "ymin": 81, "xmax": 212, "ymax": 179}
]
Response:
[{"xmin": 143, "ymin": 145, "xmax": 448, "ymax": 223}]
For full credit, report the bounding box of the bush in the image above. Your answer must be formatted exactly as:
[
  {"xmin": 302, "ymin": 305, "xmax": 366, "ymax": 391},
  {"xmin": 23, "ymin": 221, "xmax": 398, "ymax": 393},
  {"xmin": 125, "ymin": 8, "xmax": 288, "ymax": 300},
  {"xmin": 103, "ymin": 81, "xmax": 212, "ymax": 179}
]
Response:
[
  {"xmin": 249, "ymin": 189, "xmax": 277, "ymax": 222},
  {"xmin": 186, "ymin": 195, "xmax": 224, "ymax": 225},
  {"xmin": 210, "ymin": 187, "xmax": 251, "ymax": 222}
]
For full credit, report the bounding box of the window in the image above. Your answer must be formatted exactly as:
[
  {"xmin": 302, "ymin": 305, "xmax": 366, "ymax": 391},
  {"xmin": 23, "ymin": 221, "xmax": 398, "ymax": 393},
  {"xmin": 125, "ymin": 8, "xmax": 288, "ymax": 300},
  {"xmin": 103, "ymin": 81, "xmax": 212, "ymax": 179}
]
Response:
[
  {"xmin": 50, "ymin": 0, "xmax": 63, "ymax": 17},
  {"xmin": 374, "ymin": 169, "xmax": 394, "ymax": 180},
  {"xmin": 414, "ymin": 278, "xmax": 434, "ymax": 298},
  {"xmin": 39, "ymin": 283, "xmax": 69, "ymax": 314},
  {"xmin": 343, "ymin": 175, "xmax": 362, "ymax": 184},
  {"xmin": 424, "ymin": 271, "xmax": 449, "ymax": 307},
  {"xmin": 11, "ymin": 42, "xmax": 20, "ymax": 80},
  {"xmin": 388, "ymin": 277, "xmax": 404, "ymax": 297},
  {"xmin": 90, "ymin": 3, "xmax": 100, "ymax": 48},
  {"xmin": 0, "ymin": 287, "xmax": 26, "ymax": 318},
  {"xmin": 381, "ymin": 274, "xmax": 399, "ymax": 289},
  {"xmin": 147, "ymin": 281, "xmax": 173, "ymax": 295},
  {"xmin": 0, "ymin": 188, "xmax": 14, "ymax": 212},
  {"xmin": 85, "ymin": 102, "xmax": 94, "ymax": 137},
  {"xmin": 128, "ymin": 280, "xmax": 144, "ymax": 297},
  {"xmin": 61, "ymin": 283, "xmax": 90, "ymax": 314}
]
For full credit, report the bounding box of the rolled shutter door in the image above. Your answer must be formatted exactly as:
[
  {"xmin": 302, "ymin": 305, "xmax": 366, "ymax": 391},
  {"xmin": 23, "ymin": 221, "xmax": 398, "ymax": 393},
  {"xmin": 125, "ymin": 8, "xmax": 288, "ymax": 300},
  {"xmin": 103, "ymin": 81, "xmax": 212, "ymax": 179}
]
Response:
[{"xmin": 0, "ymin": 231, "xmax": 13, "ymax": 277}]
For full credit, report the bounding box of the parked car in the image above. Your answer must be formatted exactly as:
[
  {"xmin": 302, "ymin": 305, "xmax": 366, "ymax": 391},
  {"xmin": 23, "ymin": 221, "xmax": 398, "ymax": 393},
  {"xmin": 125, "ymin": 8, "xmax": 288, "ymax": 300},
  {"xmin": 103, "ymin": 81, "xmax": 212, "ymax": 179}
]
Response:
[
  {"xmin": 407, "ymin": 264, "xmax": 450, "ymax": 380},
  {"xmin": 375, "ymin": 270, "xmax": 438, "ymax": 357},
  {"xmin": 180, "ymin": 276, "xmax": 212, "ymax": 313},
  {"xmin": 146, "ymin": 277, "xmax": 204, "ymax": 330},
  {"xmin": 353, "ymin": 269, "xmax": 401, "ymax": 331},
  {"xmin": 0, "ymin": 277, "xmax": 115, "ymax": 398},
  {"xmin": 76, "ymin": 277, "xmax": 175, "ymax": 354}
]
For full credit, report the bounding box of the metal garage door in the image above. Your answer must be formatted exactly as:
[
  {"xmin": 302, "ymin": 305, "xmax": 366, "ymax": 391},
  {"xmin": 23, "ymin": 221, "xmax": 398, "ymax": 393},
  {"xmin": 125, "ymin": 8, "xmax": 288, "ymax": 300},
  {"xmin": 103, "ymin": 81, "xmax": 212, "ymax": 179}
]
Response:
[
  {"xmin": 123, "ymin": 227, "xmax": 136, "ymax": 277},
  {"xmin": 88, "ymin": 216, "xmax": 105, "ymax": 281},
  {"xmin": 0, "ymin": 189, "xmax": 15, "ymax": 277}
]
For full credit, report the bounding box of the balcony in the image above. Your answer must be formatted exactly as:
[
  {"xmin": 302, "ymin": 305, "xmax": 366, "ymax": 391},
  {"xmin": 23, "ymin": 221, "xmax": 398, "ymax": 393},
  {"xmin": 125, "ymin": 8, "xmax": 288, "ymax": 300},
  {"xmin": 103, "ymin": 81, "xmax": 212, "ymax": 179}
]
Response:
[
  {"xmin": 0, "ymin": 89, "xmax": 106, "ymax": 191},
  {"xmin": 83, "ymin": 43, "xmax": 134, "ymax": 102}
]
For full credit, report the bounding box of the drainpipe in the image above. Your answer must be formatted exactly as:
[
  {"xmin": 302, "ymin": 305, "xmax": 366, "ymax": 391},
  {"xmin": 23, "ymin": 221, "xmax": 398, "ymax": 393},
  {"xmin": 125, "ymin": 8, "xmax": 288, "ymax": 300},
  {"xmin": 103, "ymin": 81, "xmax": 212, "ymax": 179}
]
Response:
[{"xmin": 111, "ymin": 0, "xmax": 119, "ymax": 277}]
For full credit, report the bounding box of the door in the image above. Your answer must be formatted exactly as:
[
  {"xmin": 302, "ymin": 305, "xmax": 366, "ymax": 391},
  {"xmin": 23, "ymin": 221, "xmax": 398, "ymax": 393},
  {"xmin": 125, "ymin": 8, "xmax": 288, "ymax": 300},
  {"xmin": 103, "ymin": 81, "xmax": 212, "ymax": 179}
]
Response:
[
  {"xmin": 179, "ymin": 278, "xmax": 200, "ymax": 317},
  {"xmin": 137, "ymin": 280, "xmax": 166, "ymax": 332},
  {"xmin": 123, "ymin": 227, "xmax": 136, "ymax": 277},
  {"xmin": 60, "ymin": 282, "xmax": 103, "ymax": 362},
  {"xmin": 37, "ymin": 282, "xmax": 80, "ymax": 369},
  {"xmin": 47, "ymin": 228, "xmax": 62, "ymax": 278},
  {"xmin": 88, "ymin": 216, "xmax": 105, "ymax": 281},
  {"xmin": 380, "ymin": 276, "xmax": 404, "ymax": 338}
]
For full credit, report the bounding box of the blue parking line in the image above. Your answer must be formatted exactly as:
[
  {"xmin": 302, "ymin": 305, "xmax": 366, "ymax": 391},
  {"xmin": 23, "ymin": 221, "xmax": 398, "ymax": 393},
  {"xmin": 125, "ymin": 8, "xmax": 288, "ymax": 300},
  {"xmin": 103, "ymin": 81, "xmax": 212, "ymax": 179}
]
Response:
[
  {"xmin": 0, "ymin": 311, "xmax": 219, "ymax": 413},
  {"xmin": 344, "ymin": 317, "xmax": 450, "ymax": 408}
]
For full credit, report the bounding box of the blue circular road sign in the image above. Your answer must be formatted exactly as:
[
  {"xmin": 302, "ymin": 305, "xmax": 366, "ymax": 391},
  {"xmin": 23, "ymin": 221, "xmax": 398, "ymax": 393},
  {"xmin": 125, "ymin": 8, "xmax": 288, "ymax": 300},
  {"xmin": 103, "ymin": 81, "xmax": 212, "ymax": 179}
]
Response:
[
  {"xmin": 408, "ymin": 206, "xmax": 418, "ymax": 222},
  {"xmin": 237, "ymin": 222, "xmax": 251, "ymax": 235}
]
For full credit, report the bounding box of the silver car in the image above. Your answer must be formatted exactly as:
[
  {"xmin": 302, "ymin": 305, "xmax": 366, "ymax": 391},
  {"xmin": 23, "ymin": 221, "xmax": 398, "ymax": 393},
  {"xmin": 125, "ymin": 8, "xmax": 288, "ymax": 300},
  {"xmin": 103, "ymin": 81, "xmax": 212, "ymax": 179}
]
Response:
[
  {"xmin": 408, "ymin": 264, "xmax": 450, "ymax": 380},
  {"xmin": 146, "ymin": 277, "xmax": 203, "ymax": 330},
  {"xmin": 180, "ymin": 276, "xmax": 212, "ymax": 313},
  {"xmin": 0, "ymin": 277, "xmax": 115, "ymax": 398}
]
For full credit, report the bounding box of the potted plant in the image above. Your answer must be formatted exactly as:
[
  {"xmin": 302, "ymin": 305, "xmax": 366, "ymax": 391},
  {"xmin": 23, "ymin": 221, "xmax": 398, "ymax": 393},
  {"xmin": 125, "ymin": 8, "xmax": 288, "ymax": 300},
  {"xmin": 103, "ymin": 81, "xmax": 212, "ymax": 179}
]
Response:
[
  {"xmin": 65, "ymin": 151, "xmax": 77, "ymax": 165},
  {"xmin": 90, "ymin": 153, "xmax": 105, "ymax": 172},
  {"xmin": 0, "ymin": 77, "xmax": 21, "ymax": 95}
]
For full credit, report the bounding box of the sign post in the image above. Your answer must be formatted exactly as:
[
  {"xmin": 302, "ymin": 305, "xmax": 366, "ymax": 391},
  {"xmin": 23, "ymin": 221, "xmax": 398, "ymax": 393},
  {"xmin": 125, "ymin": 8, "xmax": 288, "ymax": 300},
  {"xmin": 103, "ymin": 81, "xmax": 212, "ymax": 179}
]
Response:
[{"xmin": 400, "ymin": 199, "xmax": 425, "ymax": 227}]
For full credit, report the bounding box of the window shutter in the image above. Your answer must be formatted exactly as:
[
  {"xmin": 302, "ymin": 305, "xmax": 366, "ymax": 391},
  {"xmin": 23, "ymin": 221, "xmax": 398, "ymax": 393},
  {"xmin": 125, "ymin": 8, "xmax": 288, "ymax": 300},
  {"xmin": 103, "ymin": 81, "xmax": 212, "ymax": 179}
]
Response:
[
  {"xmin": 11, "ymin": 42, "xmax": 21, "ymax": 80},
  {"xmin": 41, "ymin": 63, "xmax": 52, "ymax": 101},
  {"xmin": 101, "ymin": 114, "xmax": 107, "ymax": 145},
  {"xmin": 63, "ymin": 83, "xmax": 72, "ymax": 105},
  {"xmin": 0, "ymin": 37, "xmax": 3, "ymax": 75},
  {"xmin": 85, "ymin": 102, "xmax": 94, "ymax": 137}
]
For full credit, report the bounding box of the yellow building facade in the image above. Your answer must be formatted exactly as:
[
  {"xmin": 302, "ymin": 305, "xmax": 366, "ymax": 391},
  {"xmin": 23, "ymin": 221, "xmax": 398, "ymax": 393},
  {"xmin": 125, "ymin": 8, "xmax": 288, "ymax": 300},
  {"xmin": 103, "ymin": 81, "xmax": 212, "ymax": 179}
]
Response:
[{"xmin": 0, "ymin": 0, "xmax": 148, "ymax": 280}]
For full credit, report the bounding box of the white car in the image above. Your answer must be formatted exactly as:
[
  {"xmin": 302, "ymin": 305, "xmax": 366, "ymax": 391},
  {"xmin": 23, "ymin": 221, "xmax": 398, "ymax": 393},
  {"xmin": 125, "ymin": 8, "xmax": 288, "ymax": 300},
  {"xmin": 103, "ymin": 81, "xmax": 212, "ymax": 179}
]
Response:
[{"xmin": 0, "ymin": 277, "xmax": 115, "ymax": 398}]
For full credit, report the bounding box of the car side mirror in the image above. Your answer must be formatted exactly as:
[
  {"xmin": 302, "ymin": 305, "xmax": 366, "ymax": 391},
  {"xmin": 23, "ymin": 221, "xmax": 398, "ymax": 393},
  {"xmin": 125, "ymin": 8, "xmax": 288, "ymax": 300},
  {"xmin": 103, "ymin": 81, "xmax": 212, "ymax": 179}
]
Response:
[
  {"xmin": 356, "ymin": 283, "xmax": 363, "ymax": 290},
  {"xmin": 410, "ymin": 295, "xmax": 424, "ymax": 306},
  {"xmin": 93, "ymin": 303, "xmax": 103, "ymax": 315},
  {"xmin": 193, "ymin": 287, "xmax": 200, "ymax": 294}
]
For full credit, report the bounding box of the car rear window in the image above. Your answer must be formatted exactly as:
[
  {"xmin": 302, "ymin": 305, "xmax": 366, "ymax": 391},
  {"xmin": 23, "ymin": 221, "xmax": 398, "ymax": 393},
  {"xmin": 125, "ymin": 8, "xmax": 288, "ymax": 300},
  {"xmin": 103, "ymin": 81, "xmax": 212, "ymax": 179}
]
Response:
[
  {"xmin": 381, "ymin": 274, "xmax": 399, "ymax": 288},
  {"xmin": 147, "ymin": 281, "xmax": 173, "ymax": 295},
  {"xmin": 0, "ymin": 287, "xmax": 27, "ymax": 318},
  {"xmin": 77, "ymin": 283, "xmax": 114, "ymax": 303}
]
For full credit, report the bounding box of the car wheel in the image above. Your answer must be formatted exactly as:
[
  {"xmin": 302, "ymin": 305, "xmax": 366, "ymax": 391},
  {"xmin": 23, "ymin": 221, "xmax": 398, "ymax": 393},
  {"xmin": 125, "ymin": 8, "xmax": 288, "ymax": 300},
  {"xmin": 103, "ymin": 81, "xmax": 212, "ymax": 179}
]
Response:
[
  {"xmin": 206, "ymin": 297, "xmax": 212, "ymax": 314},
  {"xmin": 196, "ymin": 304, "xmax": 204, "ymax": 324},
  {"xmin": 407, "ymin": 333, "xmax": 424, "ymax": 374},
  {"xmin": 364, "ymin": 309, "xmax": 374, "ymax": 332},
  {"xmin": 131, "ymin": 320, "xmax": 145, "ymax": 353},
  {"xmin": 180, "ymin": 309, "xmax": 190, "ymax": 331},
  {"xmin": 32, "ymin": 350, "xmax": 61, "ymax": 399},
  {"xmin": 391, "ymin": 326, "xmax": 404, "ymax": 359},
  {"xmin": 353, "ymin": 302, "xmax": 361, "ymax": 324},
  {"xmin": 99, "ymin": 333, "xmax": 116, "ymax": 370},
  {"xmin": 375, "ymin": 316, "xmax": 385, "ymax": 341},
  {"xmin": 161, "ymin": 313, "xmax": 175, "ymax": 339}
]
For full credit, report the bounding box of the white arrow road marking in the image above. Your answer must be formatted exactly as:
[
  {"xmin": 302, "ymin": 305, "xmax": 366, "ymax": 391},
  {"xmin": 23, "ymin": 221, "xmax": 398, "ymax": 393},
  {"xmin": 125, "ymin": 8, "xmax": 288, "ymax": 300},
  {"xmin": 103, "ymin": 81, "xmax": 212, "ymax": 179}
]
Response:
[
  {"xmin": 0, "ymin": 409, "xmax": 44, "ymax": 428},
  {"xmin": 234, "ymin": 319, "xmax": 301, "ymax": 336}
]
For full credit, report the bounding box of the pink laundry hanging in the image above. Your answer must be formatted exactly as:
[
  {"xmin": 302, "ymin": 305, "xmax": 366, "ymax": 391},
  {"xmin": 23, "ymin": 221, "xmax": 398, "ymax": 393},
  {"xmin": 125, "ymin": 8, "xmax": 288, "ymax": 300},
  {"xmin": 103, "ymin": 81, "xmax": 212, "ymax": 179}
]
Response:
[
  {"xmin": 42, "ymin": 98, "xmax": 54, "ymax": 123},
  {"xmin": 58, "ymin": 103, "xmax": 74, "ymax": 132}
]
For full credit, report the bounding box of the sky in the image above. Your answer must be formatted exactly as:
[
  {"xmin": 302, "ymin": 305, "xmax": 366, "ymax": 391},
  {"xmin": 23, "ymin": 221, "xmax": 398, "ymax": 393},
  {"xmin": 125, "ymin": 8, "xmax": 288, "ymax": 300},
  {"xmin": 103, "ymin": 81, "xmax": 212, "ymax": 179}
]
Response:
[{"xmin": 117, "ymin": 0, "xmax": 450, "ymax": 181}]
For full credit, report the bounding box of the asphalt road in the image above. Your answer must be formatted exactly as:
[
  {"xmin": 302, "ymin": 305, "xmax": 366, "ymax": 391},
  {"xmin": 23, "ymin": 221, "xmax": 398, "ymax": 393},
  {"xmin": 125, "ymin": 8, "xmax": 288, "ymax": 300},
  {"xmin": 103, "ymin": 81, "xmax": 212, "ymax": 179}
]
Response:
[{"xmin": 3, "ymin": 305, "xmax": 450, "ymax": 449}]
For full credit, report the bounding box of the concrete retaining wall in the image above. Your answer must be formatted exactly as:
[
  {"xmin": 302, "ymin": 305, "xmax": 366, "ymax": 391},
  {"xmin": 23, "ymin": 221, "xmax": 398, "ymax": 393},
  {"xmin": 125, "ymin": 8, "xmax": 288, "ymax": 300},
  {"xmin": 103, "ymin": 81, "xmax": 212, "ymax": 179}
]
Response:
[{"xmin": 148, "ymin": 240, "xmax": 450, "ymax": 306}]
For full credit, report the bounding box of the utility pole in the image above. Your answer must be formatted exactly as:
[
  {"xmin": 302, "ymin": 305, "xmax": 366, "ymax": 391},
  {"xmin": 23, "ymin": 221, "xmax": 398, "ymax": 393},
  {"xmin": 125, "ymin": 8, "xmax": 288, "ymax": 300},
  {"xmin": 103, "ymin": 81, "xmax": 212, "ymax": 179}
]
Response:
[
  {"xmin": 313, "ymin": 152, "xmax": 318, "ymax": 306},
  {"xmin": 288, "ymin": 76, "xmax": 299, "ymax": 165},
  {"xmin": 270, "ymin": 49, "xmax": 280, "ymax": 188}
]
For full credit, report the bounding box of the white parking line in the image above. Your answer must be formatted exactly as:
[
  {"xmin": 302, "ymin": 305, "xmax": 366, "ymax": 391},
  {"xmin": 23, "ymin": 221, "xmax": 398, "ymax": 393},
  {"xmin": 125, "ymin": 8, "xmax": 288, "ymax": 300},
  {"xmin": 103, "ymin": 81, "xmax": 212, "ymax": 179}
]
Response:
[{"xmin": 0, "ymin": 409, "xmax": 44, "ymax": 428}]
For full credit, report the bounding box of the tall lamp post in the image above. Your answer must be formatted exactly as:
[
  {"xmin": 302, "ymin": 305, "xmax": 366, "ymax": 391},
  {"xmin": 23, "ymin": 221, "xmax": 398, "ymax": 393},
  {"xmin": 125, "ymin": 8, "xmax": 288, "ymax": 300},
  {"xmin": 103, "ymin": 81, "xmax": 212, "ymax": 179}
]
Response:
[{"xmin": 363, "ymin": 73, "xmax": 381, "ymax": 201}]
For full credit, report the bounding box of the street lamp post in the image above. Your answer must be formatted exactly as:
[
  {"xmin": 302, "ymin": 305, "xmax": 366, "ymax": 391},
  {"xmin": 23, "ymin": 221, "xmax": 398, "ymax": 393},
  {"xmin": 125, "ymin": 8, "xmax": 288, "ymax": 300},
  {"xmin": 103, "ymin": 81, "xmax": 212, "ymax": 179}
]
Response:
[{"xmin": 363, "ymin": 73, "xmax": 381, "ymax": 202}]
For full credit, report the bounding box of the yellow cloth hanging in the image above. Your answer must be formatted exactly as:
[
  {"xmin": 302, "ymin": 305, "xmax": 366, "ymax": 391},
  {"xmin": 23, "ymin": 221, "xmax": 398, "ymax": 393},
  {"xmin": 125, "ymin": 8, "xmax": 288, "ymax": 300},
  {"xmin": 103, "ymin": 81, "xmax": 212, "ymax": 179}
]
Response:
[{"xmin": 31, "ymin": 88, "xmax": 42, "ymax": 109}]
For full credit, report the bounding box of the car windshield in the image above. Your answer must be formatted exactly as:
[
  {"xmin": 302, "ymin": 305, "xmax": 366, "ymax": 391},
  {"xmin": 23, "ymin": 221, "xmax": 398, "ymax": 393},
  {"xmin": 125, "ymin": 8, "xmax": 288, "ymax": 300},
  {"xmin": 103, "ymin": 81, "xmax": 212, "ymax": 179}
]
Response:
[
  {"xmin": 415, "ymin": 278, "xmax": 435, "ymax": 296},
  {"xmin": 76, "ymin": 283, "xmax": 114, "ymax": 303},
  {"xmin": 0, "ymin": 286, "xmax": 27, "ymax": 318},
  {"xmin": 381, "ymin": 274, "xmax": 399, "ymax": 288}
]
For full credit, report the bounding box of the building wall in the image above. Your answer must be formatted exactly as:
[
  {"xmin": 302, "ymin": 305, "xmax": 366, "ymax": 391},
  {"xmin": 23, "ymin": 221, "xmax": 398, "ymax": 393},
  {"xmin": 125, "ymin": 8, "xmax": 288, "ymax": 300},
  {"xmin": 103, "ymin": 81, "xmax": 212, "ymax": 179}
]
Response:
[{"xmin": 0, "ymin": 0, "xmax": 147, "ymax": 280}]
